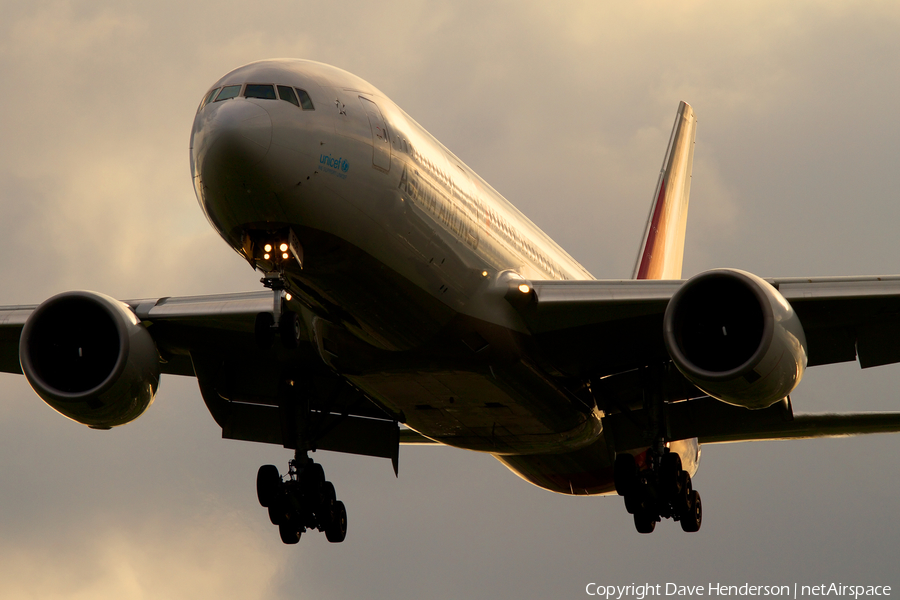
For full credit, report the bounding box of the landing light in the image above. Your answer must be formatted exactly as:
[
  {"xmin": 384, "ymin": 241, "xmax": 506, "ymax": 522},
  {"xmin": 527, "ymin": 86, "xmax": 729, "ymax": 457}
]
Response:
[
  {"xmin": 279, "ymin": 243, "xmax": 289, "ymax": 252},
  {"xmin": 282, "ymin": 252, "xmax": 289, "ymax": 259},
  {"xmin": 263, "ymin": 253, "xmax": 270, "ymax": 260},
  {"xmin": 518, "ymin": 284, "xmax": 531, "ymax": 294},
  {"xmin": 285, "ymin": 293, "xmax": 293, "ymax": 301},
  {"xmin": 482, "ymin": 271, "xmax": 489, "ymax": 277},
  {"xmin": 264, "ymin": 244, "xmax": 273, "ymax": 253}
]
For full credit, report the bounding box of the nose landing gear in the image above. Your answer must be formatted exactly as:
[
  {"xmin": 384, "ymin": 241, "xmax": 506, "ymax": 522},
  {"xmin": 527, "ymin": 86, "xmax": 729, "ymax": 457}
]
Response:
[
  {"xmin": 615, "ymin": 450, "xmax": 702, "ymax": 533},
  {"xmin": 256, "ymin": 453, "xmax": 348, "ymax": 544}
]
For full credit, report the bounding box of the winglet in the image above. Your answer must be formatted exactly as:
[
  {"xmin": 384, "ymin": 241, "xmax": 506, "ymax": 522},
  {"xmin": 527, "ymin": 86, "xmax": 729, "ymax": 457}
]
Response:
[{"xmin": 632, "ymin": 101, "xmax": 697, "ymax": 280}]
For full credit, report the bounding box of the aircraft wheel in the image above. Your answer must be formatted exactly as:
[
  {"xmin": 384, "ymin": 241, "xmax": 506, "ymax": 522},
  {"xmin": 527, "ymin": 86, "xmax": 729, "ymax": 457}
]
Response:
[
  {"xmin": 279, "ymin": 311, "xmax": 302, "ymax": 349},
  {"xmin": 633, "ymin": 510, "xmax": 656, "ymax": 534},
  {"xmin": 614, "ymin": 453, "xmax": 637, "ymax": 496},
  {"xmin": 320, "ymin": 481, "xmax": 336, "ymax": 508},
  {"xmin": 624, "ymin": 493, "xmax": 641, "ymax": 515},
  {"xmin": 301, "ymin": 462, "xmax": 325, "ymax": 489},
  {"xmin": 675, "ymin": 471, "xmax": 693, "ymax": 515},
  {"xmin": 680, "ymin": 490, "xmax": 702, "ymax": 533},
  {"xmin": 317, "ymin": 482, "xmax": 336, "ymax": 528},
  {"xmin": 325, "ymin": 501, "xmax": 347, "ymax": 543},
  {"xmin": 256, "ymin": 464, "xmax": 281, "ymax": 507},
  {"xmin": 660, "ymin": 452, "xmax": 683, "ymax": 498},
  {"xmin": 269, "ymin": 505, "xmax": 284, "ymax": 525},
  {"xmin": 279, "ymin": 522, "xmax": 301, "ymax": 545}
]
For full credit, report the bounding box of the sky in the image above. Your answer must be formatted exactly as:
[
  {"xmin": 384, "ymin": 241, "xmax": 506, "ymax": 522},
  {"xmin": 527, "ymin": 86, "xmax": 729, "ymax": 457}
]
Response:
[{"xmin": 1, "ymin": 1, "xmax": 899, "ymax": 598}]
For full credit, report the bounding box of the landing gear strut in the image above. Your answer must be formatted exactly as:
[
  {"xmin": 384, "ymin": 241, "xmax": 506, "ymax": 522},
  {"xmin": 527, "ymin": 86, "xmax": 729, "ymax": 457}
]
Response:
[
  {"xmin": 615, "ymin": 449, "xmax": 701, "ymax": 533},
  {"xmin": 255, "ymin": 272, "xmax": 302, "ymax": 350},
  {"xmin": 256, "ymin": 453, "xmax": 348, "ymax": 544},
  {"xmin": 609, "ymin": 363, "xmax": 703, "ymax": 533}
]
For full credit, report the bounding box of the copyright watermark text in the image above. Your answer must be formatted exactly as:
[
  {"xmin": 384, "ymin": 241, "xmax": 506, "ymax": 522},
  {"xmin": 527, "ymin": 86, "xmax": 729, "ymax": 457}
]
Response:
[{"xmin": 585, "ymin": 583, "xmax": 892, "ymax": 599}]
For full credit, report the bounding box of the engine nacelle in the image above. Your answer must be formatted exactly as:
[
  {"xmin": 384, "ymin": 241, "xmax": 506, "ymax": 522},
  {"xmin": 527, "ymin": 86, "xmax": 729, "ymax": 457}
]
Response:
[
  {"xmin": 663, "ymin": 269, "xmax": 807, "ymax": 409},
  {"xmin": 19, "ymin": 291, "xmax": 160, "ymax": 429}
]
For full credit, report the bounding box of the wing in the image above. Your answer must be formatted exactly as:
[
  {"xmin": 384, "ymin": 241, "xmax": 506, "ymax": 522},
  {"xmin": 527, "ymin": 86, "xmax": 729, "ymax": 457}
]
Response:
[
  {"xmin": 0, "ymin": 292, "xmax": 403, "ymax": 470},
  {"xmin": 507, "ymin": 275, "xmax": 900, "ymax": 374},
  {"xmin": 504, "ymin": 274, "xmax": 900, "ymax": 447}
]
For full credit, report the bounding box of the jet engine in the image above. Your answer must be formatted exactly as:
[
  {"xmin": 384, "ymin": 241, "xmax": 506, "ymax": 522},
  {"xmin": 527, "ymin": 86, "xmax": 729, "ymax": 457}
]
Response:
[
  {"xmin": 663, "ymin": 269, "xmax": 807, "ymax": 409},
  {"xmin": 19, "ymin": 291, "xmax": 160, "ymax": 429}
]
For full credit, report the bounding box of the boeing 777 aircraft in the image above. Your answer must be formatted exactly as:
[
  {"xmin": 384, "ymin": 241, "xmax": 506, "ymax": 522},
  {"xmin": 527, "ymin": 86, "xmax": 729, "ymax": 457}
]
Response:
[{"xmin": 4, "ymin": 59, "xmax": 900, "ymax": 542}]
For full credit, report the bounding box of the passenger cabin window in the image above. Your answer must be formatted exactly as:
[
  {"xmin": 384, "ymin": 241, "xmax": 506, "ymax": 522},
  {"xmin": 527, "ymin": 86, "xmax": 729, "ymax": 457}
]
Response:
[
  {"xmin": 214, "ymin": 85, "xmax": 241, "ymax": 102},
  {"xmin": 277, "ymin": 85, "xmax": 299, "ymax": 107},
  {"xmin": 244, "ymin": 84, "xmax": 276, "ymax": 100},
  {"xmin": 296, "ymin": 89, "xmax": 315, "ymax": 110}
]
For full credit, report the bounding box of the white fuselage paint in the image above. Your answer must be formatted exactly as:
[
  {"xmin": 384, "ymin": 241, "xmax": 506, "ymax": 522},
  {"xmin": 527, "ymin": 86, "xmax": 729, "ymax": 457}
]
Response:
[{"xmin": 190, "ymin": 59, "xmax": 699, "ymax": 495}]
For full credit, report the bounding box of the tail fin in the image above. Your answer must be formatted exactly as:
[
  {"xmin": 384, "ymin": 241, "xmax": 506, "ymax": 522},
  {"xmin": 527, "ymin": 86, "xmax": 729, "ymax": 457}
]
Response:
[{"xmin": 632, "ymin": 101, "xmax": 697, "ymax": 280}]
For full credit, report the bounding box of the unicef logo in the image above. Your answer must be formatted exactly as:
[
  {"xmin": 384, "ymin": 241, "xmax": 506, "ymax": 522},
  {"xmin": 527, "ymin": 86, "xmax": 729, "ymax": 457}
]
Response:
[
  {"xmin": 319, "ymin": 154, "xmax": 351, "ymax": 178},
  {"xmin": 320, "ymin": 154, "xmax": 351, "ymax": 175}
]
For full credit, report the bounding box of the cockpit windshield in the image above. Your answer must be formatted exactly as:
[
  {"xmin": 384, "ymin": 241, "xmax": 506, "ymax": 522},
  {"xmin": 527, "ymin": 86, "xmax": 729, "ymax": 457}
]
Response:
[
  {"xmin": 244, "ymin": 84, "xmax": 276, "ymax": 100},
  {"xmin": 200, "ymin": 83, "xmax": 315, "ymax": 111},
  {"xmin": 296, "ymin": 89, "xmax": 314, "ymax": 110},
  {"xmin": 277, "ymin": 85, "xmax": 299, "ymax": 107},
  {"xmin": 214, "ymin": 85, "xmax": 241, "ymax": 102}
]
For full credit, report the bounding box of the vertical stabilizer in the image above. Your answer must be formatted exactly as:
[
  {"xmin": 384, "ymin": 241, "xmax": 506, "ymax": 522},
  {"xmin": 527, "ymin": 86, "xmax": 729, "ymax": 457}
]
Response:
[{"xmin": 632, "ymin": 101, "xmax": 697, "ymax": 280}]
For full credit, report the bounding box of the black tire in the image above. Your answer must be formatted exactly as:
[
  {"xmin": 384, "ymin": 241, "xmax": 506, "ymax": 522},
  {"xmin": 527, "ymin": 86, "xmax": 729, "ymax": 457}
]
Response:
[
  {"xmin": 279, "ymin": 311, "xmax": 302, "ymax": 349},
  {"xmin": 660, "ymin": 453, "xmax": 683, "ymax": 498},
  {"xmin": 633, "ymin": 510, "xmax": 656, "ymax": 534},
  {"xmin": 268, "ymin": 501, "xmax": 287, "ymax": 526},
  {"xmin": 317, "ymin": 481, "xmax": 337, "ymax": 529},
  {"xmin": 320, "ymin": 481, "xmax": 336, "ymax": 508},
  {"xmin": 680, "ymin": 490, "xmax": 702, "ymax": 533},
  {"xmin": 614, "ymin": 453, "xmax": 638, "ymax": 496},
  {"xmin": 624, "ymin": 493, "xmax": 640, "ymax": 515},
  {"xmin": 301, "ymin": 462, "xmax": 325, "ymax": 488},
  {"xmin": 325, "ymin": 500, "xmax": 347, "ymax": 543},
  {"xmin": 675, "ymin": 471, "xmax": 693, "ymax": 515},
  {"xmin": 255, "ymin": 312, "xmax": 275, "ymax": 350},
  {"xmin": 256, "ymin": 464, "xmax": 281, "ymax": 508},
  {"xmin": 279, "ymin": 522, "xmax": 301, "ymax": 544}
]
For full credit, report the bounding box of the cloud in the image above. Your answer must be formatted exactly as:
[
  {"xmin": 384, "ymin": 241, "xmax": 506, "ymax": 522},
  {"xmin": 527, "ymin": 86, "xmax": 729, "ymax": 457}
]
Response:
[
  {"xmin": 0, "ymin": 510, "xmax": 281, "ymax": 600},
  {"xmin": 1, "ymin": 1, "xmax": 900, "ymax": 598}
]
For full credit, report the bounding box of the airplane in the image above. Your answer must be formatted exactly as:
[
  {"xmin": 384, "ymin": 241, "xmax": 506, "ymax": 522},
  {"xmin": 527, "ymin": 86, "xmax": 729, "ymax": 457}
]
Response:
[{"xmin": 3, "ymin": 58, "xmax": 900, "ymax": 543}]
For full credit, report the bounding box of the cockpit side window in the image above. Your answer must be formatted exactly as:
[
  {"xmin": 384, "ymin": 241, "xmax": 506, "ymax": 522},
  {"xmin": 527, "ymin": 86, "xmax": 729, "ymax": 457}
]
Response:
[
  {"xmin": 198, "ymin": 87, "xmax": 220, "ymax": 112},
  {"xmin": 214, "ymin": 85, "xmax": 242, "ymax": 102},
  {"xmin": 277, "ymin": 85, "xmax": 300, "ymax": 107},
  {"xmin": 296, "ymin": 89, "xmax": 315, "ymax": 110},
  {"xmin": 244, "ymin": 84, "xmax": 277, "ymax": 100}
]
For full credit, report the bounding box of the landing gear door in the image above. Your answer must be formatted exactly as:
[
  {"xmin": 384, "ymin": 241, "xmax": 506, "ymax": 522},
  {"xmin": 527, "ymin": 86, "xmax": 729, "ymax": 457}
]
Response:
[{"xmin": 359, "ymin": 96, "xmax": 391, "ymax": 172}]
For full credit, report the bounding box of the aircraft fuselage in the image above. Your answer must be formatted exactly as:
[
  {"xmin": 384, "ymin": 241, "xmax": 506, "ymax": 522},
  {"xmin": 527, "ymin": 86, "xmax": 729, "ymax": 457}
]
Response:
[{"xmin": 190, "ymin": 59, "xmax": 699, "ymax": 495}]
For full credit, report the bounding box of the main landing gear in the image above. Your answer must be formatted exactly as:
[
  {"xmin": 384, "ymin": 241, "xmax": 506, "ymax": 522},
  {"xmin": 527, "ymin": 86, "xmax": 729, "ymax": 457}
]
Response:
[
  {"xmin": 256, "ymin": 453, "xmax": 348, "ymax": 544},
  {"xmin": 614, "ymin": 450, "xmax": 702, "ymax": 534}
]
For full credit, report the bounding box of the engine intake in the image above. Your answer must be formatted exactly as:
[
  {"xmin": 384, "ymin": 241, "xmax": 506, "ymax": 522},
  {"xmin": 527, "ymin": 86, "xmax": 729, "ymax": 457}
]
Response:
[
  {"xmin": 663, "ymin": 269, "xmax": 807, "ymax": 409},
  {"xmin": 19, "ymin": 291, "xmax": 160, "ymax": 429}
]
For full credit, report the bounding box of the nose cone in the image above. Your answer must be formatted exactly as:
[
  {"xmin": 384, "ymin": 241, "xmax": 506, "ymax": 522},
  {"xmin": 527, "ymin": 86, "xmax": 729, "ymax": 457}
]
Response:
[
  {"xmin": 192, "ymin": 99, "xmax": 272, "ymax": 178},
  {"xmin": 191, "ymin": 99, "xmax": 278, "ymax": 239}
]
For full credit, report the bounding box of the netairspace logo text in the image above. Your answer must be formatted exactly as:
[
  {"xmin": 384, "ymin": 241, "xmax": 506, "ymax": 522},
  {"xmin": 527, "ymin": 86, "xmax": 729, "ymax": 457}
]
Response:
[{"xmin": 585, "ymin": 583, "xmax": 892, "ymax": 600}]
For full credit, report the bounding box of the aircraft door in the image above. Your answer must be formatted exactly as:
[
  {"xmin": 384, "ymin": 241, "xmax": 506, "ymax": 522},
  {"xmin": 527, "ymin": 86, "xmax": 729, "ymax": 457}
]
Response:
[{"xmin": 359, "ymin": 96, "xmax": 391, "ymax": 172}]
